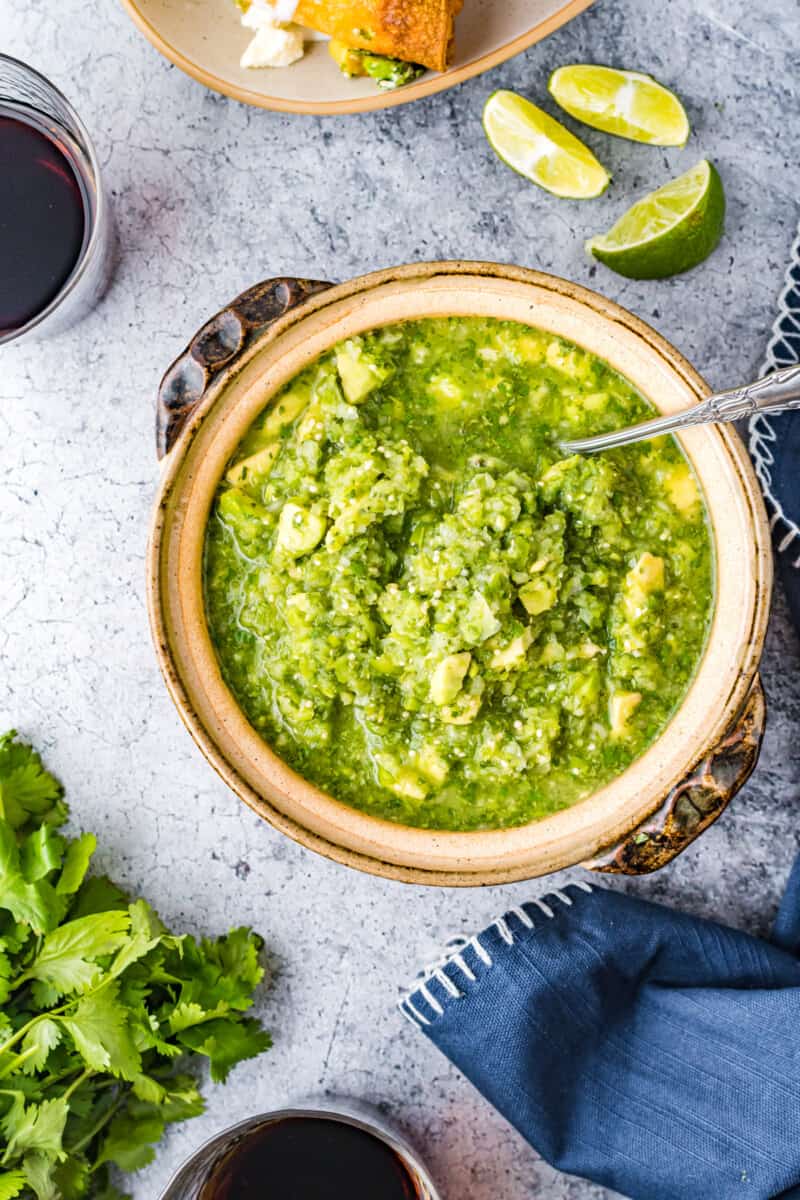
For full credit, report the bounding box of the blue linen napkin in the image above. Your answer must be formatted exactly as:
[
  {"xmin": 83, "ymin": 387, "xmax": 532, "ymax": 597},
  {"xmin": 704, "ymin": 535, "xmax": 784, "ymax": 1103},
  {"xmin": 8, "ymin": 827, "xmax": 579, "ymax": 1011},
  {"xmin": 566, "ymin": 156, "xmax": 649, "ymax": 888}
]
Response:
[
  {"xmin": 400, "ymin": 877, "xmax": 800, "ymax": 1199},
  {"xmin": 400, "ymin": 227, "xmax": 800, "ymax": 1200}
]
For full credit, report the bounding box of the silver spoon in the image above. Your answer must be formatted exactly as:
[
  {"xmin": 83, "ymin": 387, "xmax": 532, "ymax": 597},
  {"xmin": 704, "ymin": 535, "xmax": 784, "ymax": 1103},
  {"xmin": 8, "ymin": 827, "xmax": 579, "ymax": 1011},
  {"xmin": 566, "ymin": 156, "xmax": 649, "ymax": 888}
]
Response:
[{"xmin": 561, "ymin": 363, "xmax": 800, "ymax": 454}]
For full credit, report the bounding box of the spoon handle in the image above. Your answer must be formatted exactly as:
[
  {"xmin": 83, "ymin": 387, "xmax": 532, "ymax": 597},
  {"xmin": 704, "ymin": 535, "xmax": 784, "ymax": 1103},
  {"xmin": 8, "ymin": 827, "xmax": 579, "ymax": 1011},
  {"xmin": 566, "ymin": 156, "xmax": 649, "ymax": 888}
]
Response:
[
  {"xmin": 708, "ymin": 363, "xmax": 800, "ymax": 420},
  {"xmin": 563, "ymin": 363, "xmax": 800, "ymax": 454}
]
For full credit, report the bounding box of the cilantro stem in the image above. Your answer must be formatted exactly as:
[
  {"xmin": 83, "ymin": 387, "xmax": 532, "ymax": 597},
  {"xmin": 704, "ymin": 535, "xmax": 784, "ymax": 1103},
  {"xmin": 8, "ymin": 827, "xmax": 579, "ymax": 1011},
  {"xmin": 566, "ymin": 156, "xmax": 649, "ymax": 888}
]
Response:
[
  {"xmin": 40, "ymin": 1064, "xmax": 85, "ymax": 1089},
  {"xmin": 0, "ymin": 972, "xmax": 118, "ymax": 1059},
  {"xmin": 68, "ymin": 1090, "xmax": 125, "ymax": 1157},
  {"xmin": 63, "ymin": 1067, "xmax": 92, "ymax": 1101},
  {"xmin": 0, "ymin": 1043, "xmax": 39, "ymax": 1079},
  {"xmin": 0, "ymin": 1012, "xmax": 47, "ymax": 1059},
  {"xmin": 0, "ymin": 999, "xmax": 72, "ymax": 1059}
]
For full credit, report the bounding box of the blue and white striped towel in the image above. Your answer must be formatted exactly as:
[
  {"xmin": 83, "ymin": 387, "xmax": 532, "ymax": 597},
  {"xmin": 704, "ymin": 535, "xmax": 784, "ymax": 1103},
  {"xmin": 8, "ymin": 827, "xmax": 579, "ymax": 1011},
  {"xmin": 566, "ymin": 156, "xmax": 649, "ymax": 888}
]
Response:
[{"xmin": 750, "ymin": 221, "xmax": 800, "ymax": 627}]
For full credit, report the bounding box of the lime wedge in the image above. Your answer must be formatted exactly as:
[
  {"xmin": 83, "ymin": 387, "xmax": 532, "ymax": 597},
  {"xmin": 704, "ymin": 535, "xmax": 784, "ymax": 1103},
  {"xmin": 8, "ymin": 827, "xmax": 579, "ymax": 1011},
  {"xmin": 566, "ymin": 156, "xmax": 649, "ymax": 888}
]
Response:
[
  {"xmin": 483, "ymin": 90, "xmax": 610, "ymax": 200},
  {"xmin": 586, "ymin": 160, "xmax": 725, "ymax": 279},
  {"xmin": 549, "ymin": 64, "xmax": 690, "ymax": 146}
]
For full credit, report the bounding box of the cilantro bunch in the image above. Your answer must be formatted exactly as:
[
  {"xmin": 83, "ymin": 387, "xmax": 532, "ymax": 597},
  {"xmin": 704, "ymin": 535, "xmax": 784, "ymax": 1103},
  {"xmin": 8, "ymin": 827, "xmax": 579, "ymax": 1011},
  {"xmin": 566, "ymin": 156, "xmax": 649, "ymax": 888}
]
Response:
[{"xmin": 0, "ymin": 733, "xmax": 271, "ymax": 1200}]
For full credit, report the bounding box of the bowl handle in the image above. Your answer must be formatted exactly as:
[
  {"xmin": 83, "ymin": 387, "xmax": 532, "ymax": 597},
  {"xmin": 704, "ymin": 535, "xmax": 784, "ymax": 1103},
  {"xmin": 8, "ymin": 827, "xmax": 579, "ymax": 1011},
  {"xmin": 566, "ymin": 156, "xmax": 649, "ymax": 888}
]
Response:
[
  {"xmin": 156, "ymin": 277, "xmax": 334, "ymax": 459},
  {"xmin": 584, "ymin": 676, "xmax": 766, "ymax": 876}
]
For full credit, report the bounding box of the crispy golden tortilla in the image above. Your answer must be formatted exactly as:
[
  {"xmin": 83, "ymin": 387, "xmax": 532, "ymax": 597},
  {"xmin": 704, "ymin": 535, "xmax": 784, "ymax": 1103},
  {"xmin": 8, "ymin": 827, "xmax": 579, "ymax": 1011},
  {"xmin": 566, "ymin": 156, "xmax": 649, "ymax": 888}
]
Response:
[{"xmin": 294, "ymin": 0, "xmax": 464, "ymax": 72}]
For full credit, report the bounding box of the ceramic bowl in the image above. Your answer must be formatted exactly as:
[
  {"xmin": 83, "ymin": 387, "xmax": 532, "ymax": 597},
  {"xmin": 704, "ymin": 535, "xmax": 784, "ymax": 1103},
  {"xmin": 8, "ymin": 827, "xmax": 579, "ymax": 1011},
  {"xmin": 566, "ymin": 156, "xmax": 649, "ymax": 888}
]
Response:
[
  {"xmin": 120, "ymin": 0, "xmax": 593, "ymax": 115},
  {"xmin": 147, "ymin": 262, "xmax": 771, "ymax": 886},
  {"xmin": 159, "ymin": 1104, "xmax": 439, "ymax": 1199}
]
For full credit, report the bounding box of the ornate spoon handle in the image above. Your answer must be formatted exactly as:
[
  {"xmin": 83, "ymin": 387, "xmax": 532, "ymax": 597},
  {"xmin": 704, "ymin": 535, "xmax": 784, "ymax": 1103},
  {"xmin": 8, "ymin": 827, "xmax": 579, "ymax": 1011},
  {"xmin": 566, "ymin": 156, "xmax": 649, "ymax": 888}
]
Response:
[{"xmin": 562, "ymin": 363, "xmax": 800, "ymax": 454}]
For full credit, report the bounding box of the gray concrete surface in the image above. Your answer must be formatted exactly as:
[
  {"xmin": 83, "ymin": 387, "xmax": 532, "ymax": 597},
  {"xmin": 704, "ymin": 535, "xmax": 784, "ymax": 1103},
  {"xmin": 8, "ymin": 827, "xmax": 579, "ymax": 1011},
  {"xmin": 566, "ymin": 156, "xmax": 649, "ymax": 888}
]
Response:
[{"xmin": 2, "ymin": 0, "xmax": 799, "ymax": 1195}]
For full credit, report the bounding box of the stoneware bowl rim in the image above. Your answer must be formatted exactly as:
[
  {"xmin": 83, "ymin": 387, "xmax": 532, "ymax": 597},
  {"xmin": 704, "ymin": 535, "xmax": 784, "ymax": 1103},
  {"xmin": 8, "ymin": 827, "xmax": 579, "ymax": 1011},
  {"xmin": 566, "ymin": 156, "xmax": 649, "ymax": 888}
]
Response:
[{"xmin": 148, "ymin": 261, "xmax": 772, "ymax": 885}]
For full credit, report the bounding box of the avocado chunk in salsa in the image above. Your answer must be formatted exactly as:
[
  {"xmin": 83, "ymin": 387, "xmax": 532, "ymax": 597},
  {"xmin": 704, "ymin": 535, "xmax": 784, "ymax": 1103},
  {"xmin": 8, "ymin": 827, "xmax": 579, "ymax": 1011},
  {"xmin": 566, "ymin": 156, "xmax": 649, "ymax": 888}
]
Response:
[{"xmin": 204, "ymin": 317, "xmax": 713, "ymax": 831}]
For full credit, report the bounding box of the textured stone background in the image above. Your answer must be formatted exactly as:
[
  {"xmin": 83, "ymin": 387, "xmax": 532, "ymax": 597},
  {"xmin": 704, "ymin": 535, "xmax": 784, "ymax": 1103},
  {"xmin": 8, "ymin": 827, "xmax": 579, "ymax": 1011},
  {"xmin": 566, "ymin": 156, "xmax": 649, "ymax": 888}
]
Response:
[{"xmin": 2, "ymin": 1, "xmax": 800, "ymax": 1196}]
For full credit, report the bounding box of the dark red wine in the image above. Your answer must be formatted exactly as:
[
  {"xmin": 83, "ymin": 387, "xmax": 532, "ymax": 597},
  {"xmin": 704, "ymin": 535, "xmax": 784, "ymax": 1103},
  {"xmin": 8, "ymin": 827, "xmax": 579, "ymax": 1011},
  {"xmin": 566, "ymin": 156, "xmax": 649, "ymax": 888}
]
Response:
[
  {"xmin": 197, "ymin": 1116, "xmax": 420, "ymax": 1199},
  {"xmin": 0, "ymin": 112, "xmax": 87, "ymax": 334}
]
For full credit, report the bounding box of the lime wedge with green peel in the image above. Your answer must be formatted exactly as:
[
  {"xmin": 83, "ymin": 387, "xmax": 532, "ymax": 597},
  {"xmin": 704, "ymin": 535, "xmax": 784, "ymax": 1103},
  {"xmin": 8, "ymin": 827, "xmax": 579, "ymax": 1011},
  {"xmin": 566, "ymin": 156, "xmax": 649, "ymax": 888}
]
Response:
[
  {"xmin": 483, "ymin": 90, "xmax": 610, "ymax": 200},
  {"xmin": 549, "ymin": 64, "xmax": 690, "ymax": 146},
  {"xmin": 586, "ymin": 160, "xmax": 725, "ymax": 279}
]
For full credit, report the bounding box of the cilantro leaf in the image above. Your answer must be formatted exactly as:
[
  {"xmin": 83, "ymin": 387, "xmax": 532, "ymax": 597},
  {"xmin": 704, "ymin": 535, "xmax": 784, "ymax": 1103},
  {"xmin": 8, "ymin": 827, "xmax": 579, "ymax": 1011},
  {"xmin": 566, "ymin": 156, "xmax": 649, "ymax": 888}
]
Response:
[
  {"xmin": 56, "ymin": 834, "xmax": 97, "ymax": 896},
  {"xmin": 18, "ymin": 1020, "xmax": 61, "ymax": 1076},
  {"xmin": 16, "ymin": 911, "xmax": 131, "ymax": 998},
  {"xmin": 94, "ymin": 1110, "xmax": 165, "ymax": 1173},
  {"xmin": 0, "ymin": 915, "xmax": 33, "ymax": 957},
  {"xmin": 0, "ymin": 824, "xmax": 63, "ymax": 935},
  {"xmin": 167, "ymin": 1001, "xmax": 209, "ymax": 1035},
  {"xmin": 2, "ymin": 1096, "xmax": 68, "ymax": 1161},
  {"xmin": 51, "ymin": 1155, "xmax": 90, "ymax": 1200},
  {"xmin": 206, "ymin": 926, "xmax": 265, "ymax": 998},
  {"xmin": 162, "ymin": 926, "xmax": 267, "ymax": 1042},
  {"xmin": 130, "ymin": 1012, "xmax": 182, "ymax": 1060},
  {"xmin": 130, "ymin": 1074, "xmax": 166, "ymax": 1104},
  {"xmin": 84, "ymin": 1176, "xmax": 130, "ymax": 1200},
  {"xmin": 20, "ymin": 1154, "xmax": 58, "ymax": 1200},
  {"xmin": 107, "ymin": 902, "xmax": 163, "ymax": 980},
  {"xmin": 68, "ymin": 875, "xmax": 128, "ymax": 921},
  {"xmin": 0, "ymin": 735, "xmax": 64, "ymax": 832},
  {"xmin": 153, "ymin": 1075, "xmax": 205, "ymax": 1124},
  {"xmin": 0, "ymin": 950, "xmax": 12, "ymax": 1008},
  {"xmin": 177, "ymin": 1016, "xmax": 273, "ymax": 1082},
  {"xmin": 0, "ymin": 1171, "xmax": 26, "ymax": 1200},
  {"xmin": 20, "ymin": 826, "xmax": 64, "ymax": 885},
  {"xmin": 61, "ymin": 984, "xmax": 141, "ymax": 1079}
]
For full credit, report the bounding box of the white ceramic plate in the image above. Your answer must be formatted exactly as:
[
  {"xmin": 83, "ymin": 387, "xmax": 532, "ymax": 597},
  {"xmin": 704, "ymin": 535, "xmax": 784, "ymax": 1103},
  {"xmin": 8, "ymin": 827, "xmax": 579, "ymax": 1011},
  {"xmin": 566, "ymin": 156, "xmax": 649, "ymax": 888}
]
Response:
[{"xmin": 120, "ymin": 0, "xmax": 594, "ymax": 114}]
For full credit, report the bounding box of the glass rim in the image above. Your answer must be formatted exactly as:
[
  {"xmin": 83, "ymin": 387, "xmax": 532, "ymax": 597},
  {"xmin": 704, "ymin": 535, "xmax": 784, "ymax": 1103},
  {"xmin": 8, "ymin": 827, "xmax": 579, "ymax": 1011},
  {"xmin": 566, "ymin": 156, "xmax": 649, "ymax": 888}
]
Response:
[
  {"xmin": 158, "ymin": 1102, "xmax": 442, "ymax": 1199},
  {"xmin": 0, "ymin": 52, "xmax": 108, "ymax": 347}
]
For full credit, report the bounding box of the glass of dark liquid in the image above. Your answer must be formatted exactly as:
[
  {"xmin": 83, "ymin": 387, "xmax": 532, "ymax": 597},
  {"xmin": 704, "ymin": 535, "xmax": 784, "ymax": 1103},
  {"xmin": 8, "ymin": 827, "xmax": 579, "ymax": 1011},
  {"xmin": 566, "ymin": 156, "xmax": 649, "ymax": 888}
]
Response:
[
  {"xmin": 159, "ymin": 1104, "xmax": 441, "ymax": 1200},
  {"xmin": 0, "ymin": 55, "xmax": 113, "ymax": 346}
]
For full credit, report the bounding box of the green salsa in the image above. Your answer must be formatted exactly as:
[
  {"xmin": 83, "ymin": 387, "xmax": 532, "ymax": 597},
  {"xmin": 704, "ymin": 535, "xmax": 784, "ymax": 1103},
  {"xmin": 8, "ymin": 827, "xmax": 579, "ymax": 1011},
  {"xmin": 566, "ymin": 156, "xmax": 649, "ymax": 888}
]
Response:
[{"xmin": 204, "ymin": 317, "xmax": 713, "ymax": 831}]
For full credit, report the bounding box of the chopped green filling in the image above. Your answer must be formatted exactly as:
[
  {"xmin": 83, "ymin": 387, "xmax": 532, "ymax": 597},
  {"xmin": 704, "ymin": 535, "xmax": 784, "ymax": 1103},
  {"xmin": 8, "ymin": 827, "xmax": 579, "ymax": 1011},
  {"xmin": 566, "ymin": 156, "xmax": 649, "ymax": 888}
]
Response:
[
  {"xmin": 204, "ymin": 318, "xmax": 713, "ymax": 831},
  {"xmin": 356, "ymin": 53, "xmax": 425, "ymax": 90}
]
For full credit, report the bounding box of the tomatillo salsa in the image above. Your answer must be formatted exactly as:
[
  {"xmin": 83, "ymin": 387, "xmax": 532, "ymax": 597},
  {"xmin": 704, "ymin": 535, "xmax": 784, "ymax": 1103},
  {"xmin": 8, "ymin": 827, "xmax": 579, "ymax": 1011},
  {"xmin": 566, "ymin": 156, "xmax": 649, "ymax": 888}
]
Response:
[{"xmin": 204, "ymin": 318, "xmax": 713, "ymax": 831}]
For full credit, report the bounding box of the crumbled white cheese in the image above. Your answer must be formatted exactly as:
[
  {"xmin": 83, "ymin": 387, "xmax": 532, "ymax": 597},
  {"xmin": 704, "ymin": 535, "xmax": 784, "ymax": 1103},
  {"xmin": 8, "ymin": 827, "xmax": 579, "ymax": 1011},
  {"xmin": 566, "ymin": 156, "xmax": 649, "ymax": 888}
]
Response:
[
  {"xmin": 241, "ymin": 0, "xmax": 297, "ymax": 28},
  {"xmin": 248, "ymin": 0, "xmax": 327, "ymax": 35},
  {"xmin": 241, "ymin": 21, "xmax": 305, "ymax": 68},
  {"xmin": 240, "ymin": 0, "xmax": 306, "ymax": 69},
  {"xmin": 270, "ymin": 0, "xmax": 300, "ymax": 21}
]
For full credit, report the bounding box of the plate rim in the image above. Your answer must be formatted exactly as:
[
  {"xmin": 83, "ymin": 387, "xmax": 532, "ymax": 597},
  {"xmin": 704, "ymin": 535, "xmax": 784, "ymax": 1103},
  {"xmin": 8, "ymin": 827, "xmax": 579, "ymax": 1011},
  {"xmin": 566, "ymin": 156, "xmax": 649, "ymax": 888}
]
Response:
[{"xmin": 118, "ymin": 0, "xmax": 595, "ymax": 114}]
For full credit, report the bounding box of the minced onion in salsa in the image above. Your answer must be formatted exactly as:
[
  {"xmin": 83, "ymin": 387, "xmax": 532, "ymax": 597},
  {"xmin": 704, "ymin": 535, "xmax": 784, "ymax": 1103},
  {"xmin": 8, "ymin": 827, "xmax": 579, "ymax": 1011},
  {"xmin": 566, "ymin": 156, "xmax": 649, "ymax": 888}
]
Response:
[{"xmin": 203, "ymin": 317, "xmax": 713, "ymax": 831}]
